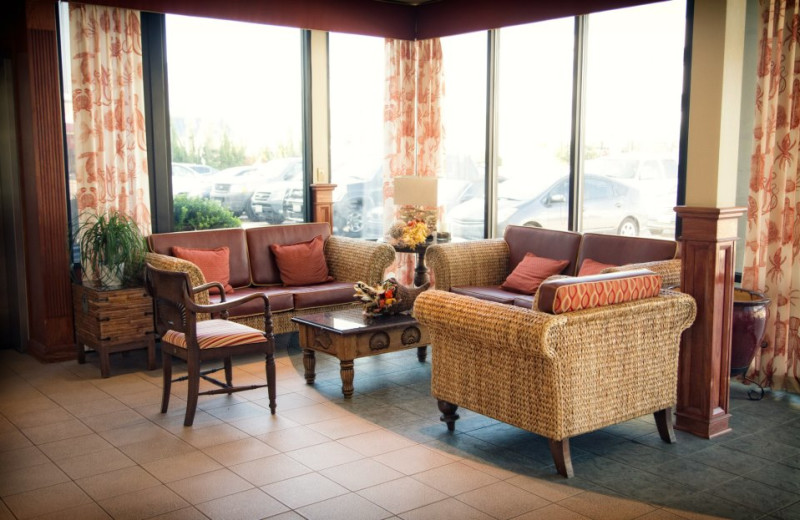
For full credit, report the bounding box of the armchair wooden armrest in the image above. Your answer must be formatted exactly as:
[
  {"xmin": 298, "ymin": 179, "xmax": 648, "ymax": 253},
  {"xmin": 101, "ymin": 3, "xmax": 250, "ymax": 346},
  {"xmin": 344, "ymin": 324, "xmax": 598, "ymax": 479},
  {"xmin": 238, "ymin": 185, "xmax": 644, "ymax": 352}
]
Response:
[{"xmin": 424, "ymin": 239, "xmax": 509, "ymax": 292}]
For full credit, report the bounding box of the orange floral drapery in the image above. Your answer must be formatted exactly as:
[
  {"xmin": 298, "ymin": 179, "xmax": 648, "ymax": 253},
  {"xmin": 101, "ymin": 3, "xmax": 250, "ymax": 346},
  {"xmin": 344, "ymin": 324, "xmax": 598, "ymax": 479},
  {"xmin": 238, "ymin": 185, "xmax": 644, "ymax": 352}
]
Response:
[
  {"xmin": 743, "ymin": 0, "xmax": 800, "ymax": 393},
  {"xmin": 383, "ymin": 38, "xmax": 444, "ymax": 286},
  {"xmin": 69, "ymin": 3, "xmax": 151, "ymax": 233}
]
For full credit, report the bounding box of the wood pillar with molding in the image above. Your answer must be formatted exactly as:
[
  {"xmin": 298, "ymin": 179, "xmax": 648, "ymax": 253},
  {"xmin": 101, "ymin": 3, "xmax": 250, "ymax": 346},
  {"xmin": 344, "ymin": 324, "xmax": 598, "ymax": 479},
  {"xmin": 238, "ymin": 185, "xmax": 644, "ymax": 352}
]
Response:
[
  {"xmin": 311, "ymin": 184, "xmax": 336, "ymax": 231},
  {"xmin": 674, "ymin": 206, "xmax": 745, "ymax": 438}
]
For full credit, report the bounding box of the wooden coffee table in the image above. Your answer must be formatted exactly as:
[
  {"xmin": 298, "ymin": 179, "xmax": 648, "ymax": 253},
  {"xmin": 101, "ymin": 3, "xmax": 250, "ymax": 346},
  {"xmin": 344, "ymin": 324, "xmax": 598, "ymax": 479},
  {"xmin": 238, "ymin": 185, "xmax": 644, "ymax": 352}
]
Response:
[{"xmin": 292, "ymin": 308, "xmax": 429, "ymax": 398}]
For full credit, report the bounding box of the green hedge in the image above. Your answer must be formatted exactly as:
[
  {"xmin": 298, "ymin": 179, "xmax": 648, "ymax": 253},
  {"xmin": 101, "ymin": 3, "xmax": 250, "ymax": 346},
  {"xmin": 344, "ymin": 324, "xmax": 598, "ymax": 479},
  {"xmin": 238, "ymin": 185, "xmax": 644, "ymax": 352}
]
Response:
[{"xmin": 173, "ymin": 195, "xmax": 241, "ymax": 231}]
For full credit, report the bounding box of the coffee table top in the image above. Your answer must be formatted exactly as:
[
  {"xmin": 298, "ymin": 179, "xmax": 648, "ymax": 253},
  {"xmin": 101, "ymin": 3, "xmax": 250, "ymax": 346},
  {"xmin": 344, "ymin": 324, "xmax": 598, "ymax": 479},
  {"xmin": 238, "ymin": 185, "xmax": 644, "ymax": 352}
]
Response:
[{"xmin": 291, "ymin": 307, "xmax": 418, "ymax": 335}]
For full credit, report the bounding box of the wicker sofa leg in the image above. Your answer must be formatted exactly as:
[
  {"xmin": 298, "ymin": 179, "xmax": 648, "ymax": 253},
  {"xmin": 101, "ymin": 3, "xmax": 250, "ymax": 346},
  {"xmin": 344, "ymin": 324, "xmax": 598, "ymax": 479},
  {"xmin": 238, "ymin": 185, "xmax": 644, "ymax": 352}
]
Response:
[
  {"xmin": 437, "ymin": 400, "xmax": 460, "ymax": 431},
  {"xmin": 548, "ymin": 438, "xmax": 574, "ymax": 478},
  {"xmin": 654, "ymin": 407, "xmax": 676, "ymax": 443}
]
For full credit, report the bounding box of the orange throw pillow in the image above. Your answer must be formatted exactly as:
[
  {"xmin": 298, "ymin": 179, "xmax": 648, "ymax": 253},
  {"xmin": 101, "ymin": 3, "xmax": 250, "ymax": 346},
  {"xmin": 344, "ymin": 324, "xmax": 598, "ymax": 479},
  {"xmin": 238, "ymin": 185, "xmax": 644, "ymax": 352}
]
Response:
[
  {"xmin": 578, "ymin": 258, "xmax": 617, "ymax": 276},
  {"xmin": 171, "ymin": 246, "xmax": 234, "ymax": 295},
  {"xmin": 501, "ymin": 253, "xmax": 569, "ymax": 295},
  {"xmin": 269, "ymin": 235, "xmax": 333, "ymax": 287}
]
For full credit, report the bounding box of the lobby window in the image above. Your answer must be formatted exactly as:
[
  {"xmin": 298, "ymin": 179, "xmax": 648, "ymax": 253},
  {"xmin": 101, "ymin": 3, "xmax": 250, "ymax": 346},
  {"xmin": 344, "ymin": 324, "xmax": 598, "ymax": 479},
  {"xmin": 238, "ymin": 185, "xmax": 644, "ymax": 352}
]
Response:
[{"xmin": 165, "ymin": 15, "xmax": 303, "ymax": 230}]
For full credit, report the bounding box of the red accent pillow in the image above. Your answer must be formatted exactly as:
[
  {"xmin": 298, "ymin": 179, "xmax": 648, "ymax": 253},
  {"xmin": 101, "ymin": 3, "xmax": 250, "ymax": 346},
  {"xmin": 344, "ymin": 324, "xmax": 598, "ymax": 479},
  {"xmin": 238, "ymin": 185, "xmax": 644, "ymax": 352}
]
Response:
[
  {"xmin": 171, "ymin": 246, "xmax": 234, "ymax": 295},
  {"xmin": 501, "ymin": 253, "xmax": 569, "ymax": 295},
  {"xmin": 578, "ymin": 258, "xmax": 617, "ymax": 276},
  {"xmin": 269, "ymin": 235, "xmax": 333, "ymax": 287}
]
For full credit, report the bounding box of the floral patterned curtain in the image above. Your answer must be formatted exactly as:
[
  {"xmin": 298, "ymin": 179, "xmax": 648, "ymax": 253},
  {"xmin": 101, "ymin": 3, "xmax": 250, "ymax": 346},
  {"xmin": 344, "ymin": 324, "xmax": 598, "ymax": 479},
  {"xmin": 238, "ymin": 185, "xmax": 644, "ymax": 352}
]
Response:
[
  {"xmin": 69, "ymin": 3, "xmax": 151, "ymax": 233},
  {"xmin": 383, "ymin": 38, "xmax": 444, "ymax": 286},
  {"xmin": 743, "ymin": 0, "xmax": 800, "ymax": 393}
]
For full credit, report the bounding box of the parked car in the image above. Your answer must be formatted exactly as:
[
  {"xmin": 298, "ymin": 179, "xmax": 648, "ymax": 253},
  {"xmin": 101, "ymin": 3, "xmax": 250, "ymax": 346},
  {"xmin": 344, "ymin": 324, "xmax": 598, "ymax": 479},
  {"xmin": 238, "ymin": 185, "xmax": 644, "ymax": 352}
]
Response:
[
  {"xmin": 171, "ymin": 162, "xmax": 209, "ymax": 199},
  {"xmin": 448, "ymin": 174, "xmax": 646, "ymax": 240},
  {"xmin": 210, "ymin": 158, "xmax": 302, "ymax": 216},
  {"xmin": 246, "ymin": 159, "xmax": 304, "ymax": 223},
  {"xmin": 175, "ymin": 162, "xmax": 219, "ymax": 176}
]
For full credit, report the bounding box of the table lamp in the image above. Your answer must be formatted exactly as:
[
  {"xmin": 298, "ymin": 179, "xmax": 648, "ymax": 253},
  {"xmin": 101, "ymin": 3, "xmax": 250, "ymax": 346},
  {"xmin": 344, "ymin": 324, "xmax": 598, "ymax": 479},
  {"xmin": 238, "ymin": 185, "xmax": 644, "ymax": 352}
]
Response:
[{"xmin": 393, "ymin": 176, "xmax": 438, "ymax": 232}]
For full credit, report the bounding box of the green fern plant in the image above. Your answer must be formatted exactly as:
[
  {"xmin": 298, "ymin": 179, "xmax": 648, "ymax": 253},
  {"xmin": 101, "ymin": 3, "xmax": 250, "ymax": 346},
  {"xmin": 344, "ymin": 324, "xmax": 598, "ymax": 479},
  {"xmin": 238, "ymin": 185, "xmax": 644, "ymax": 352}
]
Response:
[{"xmin": 77, "ymin": 211, "xmax": 147, "ymax": 289}]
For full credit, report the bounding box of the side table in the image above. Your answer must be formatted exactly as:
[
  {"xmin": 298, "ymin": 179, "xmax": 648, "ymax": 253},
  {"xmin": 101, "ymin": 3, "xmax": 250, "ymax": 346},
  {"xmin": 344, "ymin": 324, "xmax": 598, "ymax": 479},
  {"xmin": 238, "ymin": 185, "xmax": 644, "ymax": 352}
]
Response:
[{"xmin": 391, "ymin": 235, "xmax": 449, "ymax": 287}]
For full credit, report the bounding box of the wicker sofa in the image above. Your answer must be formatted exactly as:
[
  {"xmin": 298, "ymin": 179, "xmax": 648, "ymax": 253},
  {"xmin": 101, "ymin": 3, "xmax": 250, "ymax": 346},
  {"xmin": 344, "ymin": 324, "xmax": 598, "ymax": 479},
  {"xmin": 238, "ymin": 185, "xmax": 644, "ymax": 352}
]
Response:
[
  {"xmin": 426, "ymin": 225, "xmax": 682, "ymax": 306},
  {"xmin": 414, "ymin": 270, "xmax": 697, "ymax": 478},
  {"xmin": 145, "ymin": 222, "xmax": 395, "ymax": 335}
]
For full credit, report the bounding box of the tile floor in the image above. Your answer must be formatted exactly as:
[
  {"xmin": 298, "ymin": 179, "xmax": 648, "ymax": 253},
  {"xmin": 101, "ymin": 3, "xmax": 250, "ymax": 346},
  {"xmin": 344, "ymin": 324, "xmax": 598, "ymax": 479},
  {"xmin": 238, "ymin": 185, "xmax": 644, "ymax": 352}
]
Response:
[{"xmin": 0, "ymin": 335, "xmax": 799, "ymax": 520}]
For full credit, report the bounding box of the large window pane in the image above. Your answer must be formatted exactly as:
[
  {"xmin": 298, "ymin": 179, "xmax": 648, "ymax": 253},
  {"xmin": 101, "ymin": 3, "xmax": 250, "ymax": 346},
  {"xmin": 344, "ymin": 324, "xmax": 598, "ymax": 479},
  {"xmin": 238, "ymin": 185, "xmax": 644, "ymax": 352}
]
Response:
[
  {"xmin": 490, "ymin": 18, "xmax": 575, "ymax": 239},
  {"xmin": 165, "ymin": 16, "xmax": 303, "ymax": 230},
  {"xmin": 583, "ymin": 0, "xmax": 685, "ymax": 238},
  {"xmin": 440, "ymin": 31, "xmax": 488, "ymax": 241},
  {"xmin": 329, "ymin": 33, "xmax": 385, "ymax": 239}
]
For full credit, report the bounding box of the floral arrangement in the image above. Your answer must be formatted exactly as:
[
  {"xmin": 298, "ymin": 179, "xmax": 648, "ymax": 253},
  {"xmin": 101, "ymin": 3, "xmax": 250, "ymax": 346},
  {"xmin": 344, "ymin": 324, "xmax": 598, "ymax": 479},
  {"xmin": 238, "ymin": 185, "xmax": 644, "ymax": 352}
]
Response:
[
  {"xmin": 354, "ymin": 277, "xmax": 430, "ymax": 316},
  {"xmin": 387, "ymin": 218, "xmax": 430, "ymax": 249}
]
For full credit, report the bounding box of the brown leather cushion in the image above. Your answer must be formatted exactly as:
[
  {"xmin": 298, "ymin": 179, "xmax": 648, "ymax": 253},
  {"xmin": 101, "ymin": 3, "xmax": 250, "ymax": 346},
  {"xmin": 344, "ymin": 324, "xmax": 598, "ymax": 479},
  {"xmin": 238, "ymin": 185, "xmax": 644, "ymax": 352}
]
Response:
[
  {"xmin": 577, "ymin": 233, "xmax": 677, "ymax": 270},
  {"xmin": 500, "ymin": 253, "xmax": 569, "ymax": 295},
  {"xmin": 451, "ymin": 286, "xmax": 518, "ymax": 305},
  {"xmin": 270, "ymin": 235, "xmax": 333, "ymax": 286},
  {"xmin": 209, "ymin": 286, "xmax": 294, "ymax": 317},
  {"xmin": 171, "ymin": 246, "xmax": 234, "ymax": 294},
  {"xmin": 290, "ymin": 282, "xmax": 358, "ymax": 309},
  {"xmin": 148, "ymin": 228, "xmax": 251, "ymax": 289},
  {"xmin": 503, "ymin": 225, "xmax": 583, "ymax": 276},
  {"xmin": 247, "ymin": 223, "xmax": 332, "ymax": 285}
]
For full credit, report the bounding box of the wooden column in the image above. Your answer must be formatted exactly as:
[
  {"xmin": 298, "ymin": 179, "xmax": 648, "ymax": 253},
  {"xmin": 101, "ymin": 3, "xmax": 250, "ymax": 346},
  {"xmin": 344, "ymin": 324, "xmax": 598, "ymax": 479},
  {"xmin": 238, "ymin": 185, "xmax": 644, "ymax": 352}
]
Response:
[
  {"xmin": 14, "ymin": 1, "xmax": 75, "ymax": 361},
  {"xmin": 311, "ymin": 183, "xmax": 336, "ymax": 231},
  {"xmin": 674, "ymin": 206, "xmax": 745, "ymax": 438}
]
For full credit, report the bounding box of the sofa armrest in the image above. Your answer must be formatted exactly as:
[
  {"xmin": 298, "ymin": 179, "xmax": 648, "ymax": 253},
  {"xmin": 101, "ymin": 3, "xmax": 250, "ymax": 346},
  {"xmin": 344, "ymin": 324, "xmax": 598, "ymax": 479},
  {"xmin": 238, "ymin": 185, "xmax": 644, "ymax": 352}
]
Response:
[
  {"xmin": 602, "ymin": 258, "xmax": 681, "ymax": 288},
  {"xmin": 145, "ymin": 252, "xmax": 210, "ymax": 306},
  {"xmin": 424, "ymin": 239, "xmax": 509, "ymax": 292},
  {"xmin": 324, "ymin": 236, "xmax": 396, "ymax": 285}
]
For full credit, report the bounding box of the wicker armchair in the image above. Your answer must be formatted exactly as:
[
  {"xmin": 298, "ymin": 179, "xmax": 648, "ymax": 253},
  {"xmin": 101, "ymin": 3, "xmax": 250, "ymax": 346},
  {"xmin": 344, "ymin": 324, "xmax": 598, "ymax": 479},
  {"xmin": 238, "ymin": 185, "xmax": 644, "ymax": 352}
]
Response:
[{"xmin": 413, "ymin": 285, "xmax": 696, "ymax": 478}]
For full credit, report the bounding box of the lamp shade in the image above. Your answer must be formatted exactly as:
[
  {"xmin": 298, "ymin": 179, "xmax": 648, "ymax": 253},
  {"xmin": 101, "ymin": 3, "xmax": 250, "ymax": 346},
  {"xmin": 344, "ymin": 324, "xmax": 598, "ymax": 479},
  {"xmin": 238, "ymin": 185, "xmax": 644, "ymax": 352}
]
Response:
[{"xmin": 394, "ymin": 176, "xmax": 438, "ymax": 207}]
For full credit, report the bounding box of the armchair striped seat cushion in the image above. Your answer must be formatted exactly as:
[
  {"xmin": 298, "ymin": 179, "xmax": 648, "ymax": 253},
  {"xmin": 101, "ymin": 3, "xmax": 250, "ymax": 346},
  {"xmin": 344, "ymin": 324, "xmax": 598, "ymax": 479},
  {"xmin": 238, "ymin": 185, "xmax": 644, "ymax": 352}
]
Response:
[{"xmin": 163, "ymin": 320, "xmax": 266, "ymax": 349}]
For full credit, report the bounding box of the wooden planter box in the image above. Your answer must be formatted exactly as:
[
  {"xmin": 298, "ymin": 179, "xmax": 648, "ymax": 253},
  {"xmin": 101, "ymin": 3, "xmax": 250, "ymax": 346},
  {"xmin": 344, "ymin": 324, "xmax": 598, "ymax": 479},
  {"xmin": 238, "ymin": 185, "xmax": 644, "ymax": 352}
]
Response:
[{"xmin": 72, "ymin": 283, "xmax": 156, "ymax": 378}]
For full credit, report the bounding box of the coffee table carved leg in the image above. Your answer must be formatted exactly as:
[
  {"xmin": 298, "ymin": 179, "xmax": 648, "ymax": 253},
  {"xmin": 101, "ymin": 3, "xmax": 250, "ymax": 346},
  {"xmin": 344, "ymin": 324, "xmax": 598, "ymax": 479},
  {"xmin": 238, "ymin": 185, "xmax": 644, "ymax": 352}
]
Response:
[
  {"xmin": 340, "ymin": 359, "xmax": 354, "ymax": 398},
  {"xmin": 417, "ymin": 346, "xmax": 427, "ymax": 362},
  {"xmin": 303, "ymin": 349, "xmax": 316, "ymax": 384}
]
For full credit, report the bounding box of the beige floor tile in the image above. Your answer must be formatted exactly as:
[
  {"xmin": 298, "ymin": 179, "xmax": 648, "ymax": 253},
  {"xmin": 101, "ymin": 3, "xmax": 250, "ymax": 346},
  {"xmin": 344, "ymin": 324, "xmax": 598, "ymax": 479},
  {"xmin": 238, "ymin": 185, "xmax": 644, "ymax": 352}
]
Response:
[
  {"xmin": 357, "ymin": 476, "xmax": 448, "ymax": 515},
  {"xmin": 76, "ymin": 465, "xmax": 161, "ymax": 500},
  {"xmin": 297, "ymin": 492, "xmax": 393, "ymax": 520},
  {"xmin": 176, "ymin": 423, "xmax": 251, "ymax": 449},
  {"xmin": 0, "ymin": 445, "xmax": 49, "ymax": 472},
  {"xmin": 456, "ymin": 481, "xmax": 552, "ymax": 519},
  {"xmin": 21, "ymin": 418, "xmax": 93, "ymax": 445},
  {"xmin": 116, "ymin": 388, "xmax": 164, "ymax": 409},
  {"xmin": 3, "ymin": 482, "xmax": 92, "ymax": 519},
  {"xmin": 286, "ymin": 440, "xmax": 365, "ymax": 471},
  {"xmin": 661, "ymin": 507, "xmax": 731, "ymax": 520},
  {"xmin": 203, "ymin": 437, "xmax": 278, "ymax": 466},
  {"xmin": 320, "ymin": 458, "xmax": 404, "ymax": 491},
  {"xmin": 558, "ymin": 491, "xmax": 657, "ymax": 520},
  {"xmin": 278, "ymin": 403, "xmax": 351, "ymax": 425},
  {"xmin": 31, "ymin": 502, "xmax": 112, "ymax": 519},
  {"xmin": 38, "ymin": 433, "xmax": 113, "ymax": 461},
  {"xmin": 80, "ymin": 409, "xmax": 148, "ymax": 432},
  {"xmin": 412, "ymin": 461, "xmax": 499, "ymax": 495},
  {"xmin": 61, "ymin": 396, "xmax": 130, "ymax": 419},
  {"xmin": 230, "ymin": 453, "xmax": 312, "ymax": 487},
  {"xmin": 513, "ymin": 503, "xmax": 592, "ymax": 520},
  {"xmin": 145, "ymin": 408, "xmax": 221, "ymax": 434},
  {"xmin": 261, "ymin": 472, "xmax": 349, "ymax": 509},
  {"xmin": 337, "ymin": 428, "xmax": 418, "ymax": 457},
  {"xmin": 55, "ymin": 446, "xmax": 137, "ymax": 480},
  {"xmin": 306, "ymin": 415, "xmax": 382, "ymax": 439},
  {"xmin": 399, "ymin": 497, "xmax": 493, "ymax": 520},
  {"xmin": 636, "ymin": 510, "xmax": 691, "ymax": 520},
  {"xmin": 196, "ymin": 487, "xmax": 289, "ymax": 520},
  {"xmin": 0, "ymin": 498, "xmax": 13, "ymax": 520},
  {"xmin": 99, "ymin": 421, "xmax": 176, "ymax": 448},
  {"xmin": 146, "ymin": 506, "xmax": 209, "ymax": 520},
  {"xmin": 7, "ymin": 407, "xmax": 73, "ymax": 430},
  {"xmin": 373, "ymin": 445, "xmax": 456, "ymax": 476},
  {"xmin": 168, "ymin": 468, "xmax": 253, "ymax": 504},
  {"xmin": 253, "ymin": 392, "xmax": 319, "ymax": 411},
  {"xmin": 0, "ymin": 461, "xmax": 70, "ymax": 496},
  {"xmin": 118, "ymin": 434, "xmax": 197, "ymax": 464},
  {"xmin": 98, "ymin": 484, "xmax": 190, "ymax": 520},
  {"xmin": 47, "ymin": 386, "xmax": 110, "ymax": 407},
  {"xmin": 0, "ymin": 429, "xmax": 34, "ymax": 452},
  {"xmin": 143, "ymin": 450, "xmax": 222, "ymax": 483},
  {"xmin": 205, "ymin": 401, "xmax": 270, "ymax": 422},
  {"xmin": 229, "ymin": 412, "xmax": 299, "ymax": 436},
  {"xmin": 506, "ymin": 474, "xmax": 585, "ymax": 502},
  {"xmin": 258, "ymin": 425, "xmax": 331, "ymax": 452}
]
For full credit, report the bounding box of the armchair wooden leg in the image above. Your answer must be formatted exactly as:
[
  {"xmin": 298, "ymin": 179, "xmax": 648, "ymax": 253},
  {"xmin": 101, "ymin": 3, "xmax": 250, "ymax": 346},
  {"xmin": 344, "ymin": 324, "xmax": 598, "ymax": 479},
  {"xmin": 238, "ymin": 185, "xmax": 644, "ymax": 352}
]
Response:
[
  {"xmin": 549, "ymin": 438, "xmax": 574, "ymax": 478},
  {"xmin": 654, "ymin": 407, "xmax": 676, "ymax": 443},
  {"xmin": 184, "ymin": 356, "xmax": 200, "ymax": 427},
  {"xmin": 161, "ymin": 350, "xmax": 172, "ymax": 414},
  {"xmin": 224, "ymin": 357, "xmax": 233, "ymax": 393},
  {"xmin": 266, "ymin": 352, "xmax": 276, "ymax": 414},
  {"xmin": 437, "ymin": 400, "xmax": 460, "ymax": 431}
]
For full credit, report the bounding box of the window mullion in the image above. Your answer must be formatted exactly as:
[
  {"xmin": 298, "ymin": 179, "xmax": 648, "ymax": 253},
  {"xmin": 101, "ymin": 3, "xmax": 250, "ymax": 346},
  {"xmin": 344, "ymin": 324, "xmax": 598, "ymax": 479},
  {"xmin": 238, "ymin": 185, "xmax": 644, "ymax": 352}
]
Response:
[{"xmin": 569, "ymin": 14, "xmax": 588, "ymax": 233}]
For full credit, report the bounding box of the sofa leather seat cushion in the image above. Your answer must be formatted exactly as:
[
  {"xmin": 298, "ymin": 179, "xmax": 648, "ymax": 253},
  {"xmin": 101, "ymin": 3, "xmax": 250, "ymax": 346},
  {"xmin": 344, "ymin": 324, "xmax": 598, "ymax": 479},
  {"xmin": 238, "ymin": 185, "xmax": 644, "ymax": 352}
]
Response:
[
  {"xmin": 451, "ymin": 286, "xmax": 518, "ymax": 305},
  {"xmin": 513, "ymin": 295, "xmax": 534, "ymax": 309},
  {"xmin": 269, "ymin": 235, "xmax": 334, "ymax": 286},
  {"xmin": 290, "ymin": 282, "xmax": 358, "ymax": 309},
  {"xmin": 172, "ymin": 246, "xmax": 234, "ymax": 294},
  {"xmin": 577, "ymin": 258, "xmax": 617, "ymax": 276},
  {"xmin": 210, "ymin": 287, "xmax": 294, "ymax": 317},
  {"xmin": 501, "ymin": 253, "xmax": 569, "ymax": 295},
  {"xmin": 536, "ymin": 269, "xmax": 662, "ymax": 314}
]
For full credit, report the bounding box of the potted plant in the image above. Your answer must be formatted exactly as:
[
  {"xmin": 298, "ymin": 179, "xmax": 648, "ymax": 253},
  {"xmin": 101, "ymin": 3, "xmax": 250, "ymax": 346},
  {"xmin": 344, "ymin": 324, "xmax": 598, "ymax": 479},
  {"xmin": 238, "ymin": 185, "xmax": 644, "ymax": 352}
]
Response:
[{"xmin": 76, "ymin": 210, "xmax": 147, "ymax": 289}]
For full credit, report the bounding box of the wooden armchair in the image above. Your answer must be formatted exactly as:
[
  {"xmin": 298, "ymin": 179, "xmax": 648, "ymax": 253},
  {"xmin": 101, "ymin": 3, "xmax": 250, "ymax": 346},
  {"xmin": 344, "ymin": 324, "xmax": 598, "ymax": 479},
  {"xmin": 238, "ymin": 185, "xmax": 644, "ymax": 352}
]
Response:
[{"xmin": 145, "ymin": 264, "xmax": 277, "ymax": 426}]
